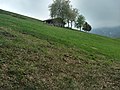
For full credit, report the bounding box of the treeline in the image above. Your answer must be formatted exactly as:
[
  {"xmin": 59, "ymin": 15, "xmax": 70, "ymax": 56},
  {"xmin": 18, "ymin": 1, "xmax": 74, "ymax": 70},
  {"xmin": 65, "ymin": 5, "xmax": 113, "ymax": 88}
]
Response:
[{"xmin": 49, "ymin": 0, "xmax": 92, "ymax": 32}]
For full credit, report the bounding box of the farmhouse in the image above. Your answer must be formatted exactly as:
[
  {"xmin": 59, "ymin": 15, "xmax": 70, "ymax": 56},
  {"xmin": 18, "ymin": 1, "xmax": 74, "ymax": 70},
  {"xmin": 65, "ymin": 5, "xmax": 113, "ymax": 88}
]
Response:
[{"xmin": 44, "ymin": 18, "xmax": 66, "ymax": 27}]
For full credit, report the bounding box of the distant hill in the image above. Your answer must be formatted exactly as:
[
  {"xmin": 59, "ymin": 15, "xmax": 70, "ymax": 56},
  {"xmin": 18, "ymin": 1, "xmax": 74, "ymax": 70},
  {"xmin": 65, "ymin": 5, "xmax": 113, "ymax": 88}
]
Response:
[{"xmin": 91, "ymin": 26, "xmax": 120, "ymax": 38}]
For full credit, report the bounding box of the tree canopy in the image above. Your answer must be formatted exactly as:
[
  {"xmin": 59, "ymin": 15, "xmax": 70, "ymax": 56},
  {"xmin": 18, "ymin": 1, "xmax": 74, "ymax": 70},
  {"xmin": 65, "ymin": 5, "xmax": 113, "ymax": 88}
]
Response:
[
  {"xmin": 82, "ymin": 22, "xmax": 92, "ymax": 32},
  {"xmin": 49, "ymin": 0, "xmax": 70, "ymax": 19},
  {"xmin": 75, "ymin": 15, "xmax": 85, "ymax": 31}
]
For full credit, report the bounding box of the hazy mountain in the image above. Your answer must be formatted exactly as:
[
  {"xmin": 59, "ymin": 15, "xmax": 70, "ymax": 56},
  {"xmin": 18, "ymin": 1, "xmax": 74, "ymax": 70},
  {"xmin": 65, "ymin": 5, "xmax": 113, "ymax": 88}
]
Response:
[{"xmin": 91, "ymin": 26, "xmax": 120, "ymax": 38}]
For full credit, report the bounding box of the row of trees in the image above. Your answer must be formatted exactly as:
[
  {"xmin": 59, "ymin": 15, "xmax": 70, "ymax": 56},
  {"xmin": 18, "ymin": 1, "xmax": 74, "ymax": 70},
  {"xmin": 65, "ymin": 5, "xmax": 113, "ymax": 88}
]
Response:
[
  {"xmin": 75, "ymin": 15, "xmax": 92, "ymax": 32},
  {"xmin": 49, "ymin": 0, "xmax": 92, "ymax": 32}
]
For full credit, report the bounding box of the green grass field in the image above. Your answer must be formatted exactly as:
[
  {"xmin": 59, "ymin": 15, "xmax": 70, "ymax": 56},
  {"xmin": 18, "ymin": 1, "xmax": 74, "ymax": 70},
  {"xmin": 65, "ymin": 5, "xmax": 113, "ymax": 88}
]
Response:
[{"xmin": 0, "ymin": 9, "xmax": 120, "ymax": 89}]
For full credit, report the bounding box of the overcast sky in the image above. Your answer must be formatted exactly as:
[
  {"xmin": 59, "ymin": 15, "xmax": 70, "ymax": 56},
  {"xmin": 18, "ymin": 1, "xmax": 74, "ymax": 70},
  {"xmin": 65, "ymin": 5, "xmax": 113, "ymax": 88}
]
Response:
[
  {"xmin": 0, "ymin": 0, "xmax": 120, "ymax": 28},
  {"xmin": 77, "ymin": 0, "xmax": 120, "ymax": 28}
]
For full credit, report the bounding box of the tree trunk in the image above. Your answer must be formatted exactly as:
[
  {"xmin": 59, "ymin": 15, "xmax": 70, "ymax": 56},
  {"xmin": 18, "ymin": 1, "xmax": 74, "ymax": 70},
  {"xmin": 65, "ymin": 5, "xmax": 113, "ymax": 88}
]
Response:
[
  {"xmin": 71, "ymin": 21, "xmax": 73, "ymax": 29},
  {"xmin": 80, "ymin": 27, "xmax": 81, "ymax": 31},
  {"xmin": 67, "ymin": 20, "xmax": 69, "ymax": 28}
]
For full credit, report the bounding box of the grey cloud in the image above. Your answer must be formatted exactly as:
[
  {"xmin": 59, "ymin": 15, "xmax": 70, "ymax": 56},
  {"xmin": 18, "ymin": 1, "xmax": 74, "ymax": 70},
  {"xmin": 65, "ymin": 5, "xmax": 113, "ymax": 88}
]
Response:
[
  {"xmin": 0, "ymin": 0, "xmax": 53, "ymax": 19},
  {"xmin": 77, "ymin": 0, "xmax": 120, "ymax": 28}
]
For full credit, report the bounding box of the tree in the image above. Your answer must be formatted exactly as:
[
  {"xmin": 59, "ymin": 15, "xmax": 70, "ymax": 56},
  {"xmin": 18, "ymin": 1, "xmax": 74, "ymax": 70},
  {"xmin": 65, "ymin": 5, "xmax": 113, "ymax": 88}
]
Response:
[
  {"xmin": 49, "ymin": 0, "xmax": 70, "ymax": 19},
  {"xmin": 82, "ymin": 22, "xmax": 92, "ymax": 32},
  {"xmin": 62, "ymin": 0, "xmax": 71, "ymax": 27},
  {"xmin": 49, "ymin": 0, "xmax": 78, "ymax": 28},
  {"xmin": 69, "ymin": 8, "xmax": 78, "ymax": 28},
  {"xmin": 75, "ymin": 15, "xmax": 85, "ymax": 31}
]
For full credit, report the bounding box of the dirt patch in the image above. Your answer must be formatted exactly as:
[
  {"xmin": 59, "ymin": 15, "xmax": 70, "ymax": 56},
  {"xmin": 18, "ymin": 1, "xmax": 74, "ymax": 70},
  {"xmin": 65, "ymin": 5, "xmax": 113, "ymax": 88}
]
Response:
[{"xmin": 0, "ymin": 27, "xmax": 16, "ymax": 39}]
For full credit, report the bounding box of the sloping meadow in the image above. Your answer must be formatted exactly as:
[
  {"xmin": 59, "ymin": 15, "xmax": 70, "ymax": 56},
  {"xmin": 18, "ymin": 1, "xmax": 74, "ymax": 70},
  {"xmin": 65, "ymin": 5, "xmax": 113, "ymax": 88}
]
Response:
[{"xmin": 0, "ymin": 11, "xmax": 120, "ymax": 89}]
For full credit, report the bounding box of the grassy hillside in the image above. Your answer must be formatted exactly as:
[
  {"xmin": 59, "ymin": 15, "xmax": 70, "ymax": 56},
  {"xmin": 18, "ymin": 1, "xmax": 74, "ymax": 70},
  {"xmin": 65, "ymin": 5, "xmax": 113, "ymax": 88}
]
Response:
[{"xmin": 0, "ymin": 10, "xmax": 120, "ymax": 89}]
